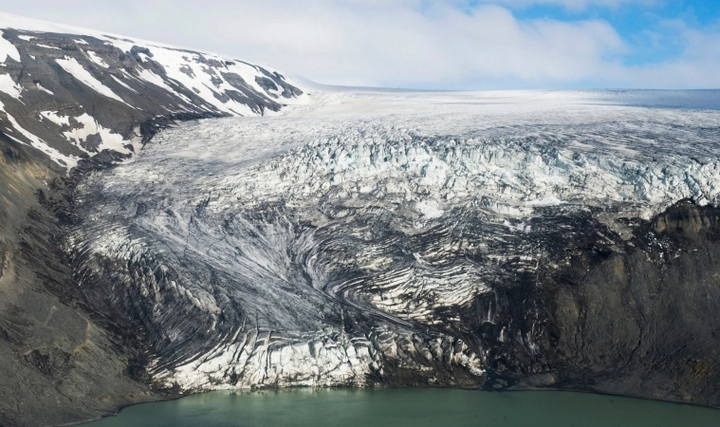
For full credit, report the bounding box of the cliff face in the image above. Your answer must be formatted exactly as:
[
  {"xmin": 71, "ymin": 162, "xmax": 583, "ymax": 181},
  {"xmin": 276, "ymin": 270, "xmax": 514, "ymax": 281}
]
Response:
[
  {"xmin": 0, "ymin": 141, "xmax": 154, "ymax": 427},
  {"xmin": 482, "ymin": 201, "xmax": 720, "ymax": 404}
]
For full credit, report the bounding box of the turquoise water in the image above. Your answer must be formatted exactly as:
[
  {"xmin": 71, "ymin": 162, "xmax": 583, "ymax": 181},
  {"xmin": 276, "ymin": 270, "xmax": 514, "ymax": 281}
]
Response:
[{"xmin": 80, "ymin": 388, "xmax": 720, "ymax": 427}]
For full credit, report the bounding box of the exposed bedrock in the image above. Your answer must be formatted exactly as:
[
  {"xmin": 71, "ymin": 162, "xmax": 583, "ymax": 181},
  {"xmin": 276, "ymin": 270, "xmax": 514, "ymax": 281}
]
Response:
[
  {"xmin": 479, "ymin": 201, "xmax": 720, "ymax": 406},
  {"xmin": 0, "ymin": 144, "xmax": 156, "ymax": 427}
]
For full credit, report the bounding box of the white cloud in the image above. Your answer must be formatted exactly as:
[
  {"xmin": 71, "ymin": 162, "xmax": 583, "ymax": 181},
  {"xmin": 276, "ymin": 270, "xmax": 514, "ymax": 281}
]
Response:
[
  {"xmin": 612, "ymin": 20, "xmax": 720, "ymax": 88},
  {"xmin": 174, "ymin": 1, "xmax": 627, "ymax": 88},
  {"xmin": 476, "ymin": 0, "xmax": 659, "ymax": 11},
  {"xmin": 0, "ymin": 0, "xmax": 716, "ymax": 89}
]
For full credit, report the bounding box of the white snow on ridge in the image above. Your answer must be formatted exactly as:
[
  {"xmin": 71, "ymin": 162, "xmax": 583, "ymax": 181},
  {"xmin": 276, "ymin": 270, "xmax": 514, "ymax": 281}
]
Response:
[
  {"xmin": 0, "ymin": 12, "xmax": 159, "ymax": 53},
  {"xmin": 137, "ymin": 47, "xmax": 308, "ymax": 115},
  {"xmin": 85, "ymin": 50, "xmax": 108, "ymax": 68},
  {"xmin": 0, "ymin": 29, "xmax": 20, "ymax": 62},
  {"xmin": 0, "ymin": 12, "xmax": 104, "ymax": 38},
  {"xmin": 110, "ymin": 75, "xmax": 137, "ymax": 93},
  {"xmin": 40, "ymin": 110, "xmax": 70, "ymax": 126},
  {"xmin": 63, "ymin": 112, "xmax": 133, "ymax": 155},
  {"xmin": 0, "ymin": 11, "xmax": 308, "ymax": 105},
  {"xmin": 55, "ymin": 57, "xmax": 130, "ymax": 105},
  {"xmin": 0, "ymin": 73, "xmax": 21, "ymax": 98}
]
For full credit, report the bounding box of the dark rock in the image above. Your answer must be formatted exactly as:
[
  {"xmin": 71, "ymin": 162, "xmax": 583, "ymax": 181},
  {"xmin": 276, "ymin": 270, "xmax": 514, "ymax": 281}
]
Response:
[
  {"xmin": 472, "ymin": 201, "xmax": 720, "ymax": 407},
  {"xmin": 23, "ymin": 348, "xmax": 73, "ymax": 377}
]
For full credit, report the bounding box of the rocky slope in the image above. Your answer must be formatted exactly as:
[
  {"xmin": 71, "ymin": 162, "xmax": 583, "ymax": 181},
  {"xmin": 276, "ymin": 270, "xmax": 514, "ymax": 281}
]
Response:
[{"xmin": 0, "ymin": 12, "xmax": 304, "ymax": 427}]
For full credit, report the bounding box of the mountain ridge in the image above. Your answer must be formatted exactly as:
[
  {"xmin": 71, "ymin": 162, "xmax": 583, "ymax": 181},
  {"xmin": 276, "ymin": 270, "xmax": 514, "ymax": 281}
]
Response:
[{"xmin": 0, "ymin": 12, "xmax": 306, "ymax": 173}]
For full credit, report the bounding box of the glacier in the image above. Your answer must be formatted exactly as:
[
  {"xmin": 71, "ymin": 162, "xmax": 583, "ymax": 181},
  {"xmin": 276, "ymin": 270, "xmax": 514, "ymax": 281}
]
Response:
[{"xmin": 69, "ymin": 90, "xmax": 720, "ymax": 393}]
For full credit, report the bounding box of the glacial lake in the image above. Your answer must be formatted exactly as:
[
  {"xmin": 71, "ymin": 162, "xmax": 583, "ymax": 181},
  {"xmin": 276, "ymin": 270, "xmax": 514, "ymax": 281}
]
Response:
[{"xmin": 80, "ymin": 388, "xmax": 720, "ymax": 427}]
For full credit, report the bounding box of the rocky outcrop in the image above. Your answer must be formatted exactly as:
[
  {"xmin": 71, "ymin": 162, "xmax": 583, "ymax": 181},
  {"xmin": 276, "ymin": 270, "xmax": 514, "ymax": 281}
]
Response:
[
  {"xmin": 0, "ymin": 141, "xmax": 157, "ymax": 427},
  {"xmin": 480, "ymin": 201, "xmax": 720, "ymax": 406}
]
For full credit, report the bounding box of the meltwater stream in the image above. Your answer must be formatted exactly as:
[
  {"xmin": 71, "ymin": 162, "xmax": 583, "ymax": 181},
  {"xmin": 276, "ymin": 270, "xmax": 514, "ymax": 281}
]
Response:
[{"xmin": 81, "ymin": 389, "xmax": 720, "ymax": 427}]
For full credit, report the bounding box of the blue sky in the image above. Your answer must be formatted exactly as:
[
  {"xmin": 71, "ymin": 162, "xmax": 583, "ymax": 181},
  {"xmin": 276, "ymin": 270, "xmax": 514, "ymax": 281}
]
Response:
[
  {"xmin": 0, "ymin": 0, "xmax": 718, "ymax": 89},
  {"xmin": 503, "ymin": 0, "xmax": 719, "ymax": 65}
]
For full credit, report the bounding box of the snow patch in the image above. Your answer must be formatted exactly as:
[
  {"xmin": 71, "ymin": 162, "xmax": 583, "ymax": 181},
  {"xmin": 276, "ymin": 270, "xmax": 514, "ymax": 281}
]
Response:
[
  {"xmin": 35, "ymin": 81, "xmax": 53, "ymax": 95},
  {"xmin": 36, "ymin": 43, "xmax": 60, "ymax": 50},
  {"xmin": 86, "ymin": 50, "xmax": 109, "ymax": 68},
  {"xmin": 55, "ymin": 57, "xmax": 130, "ymax": 105},
  {"xmin": 110, "ymin": 75, "xmax": 138, "ymax": 93},
  {"xmin": 40, "ymin": 110, "xmax": 70, "ymax": 126},
  {"xmin": 63, "ymin": 113, "xmax": 132, "ymax": 154},
  {"xmin": 0, "ymin": 73, "xmax": 21, "ymax": 98},
  {"xmin": 0, "ymin": 30, "xmax": 20, "ymax": 62}
]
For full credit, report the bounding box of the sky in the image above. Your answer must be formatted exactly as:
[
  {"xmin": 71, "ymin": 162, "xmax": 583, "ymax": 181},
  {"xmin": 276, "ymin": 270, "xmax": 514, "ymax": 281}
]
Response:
[{"xmin": 0, "ymin": 0, "xmax": 718, "ymax": 89}]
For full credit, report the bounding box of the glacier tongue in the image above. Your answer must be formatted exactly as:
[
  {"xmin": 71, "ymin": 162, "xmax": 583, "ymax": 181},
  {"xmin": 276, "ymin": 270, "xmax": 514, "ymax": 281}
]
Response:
[{"xmin": 71, "ymin": 91, "xmax": 720, "ymax": 391}]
